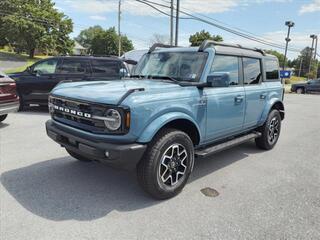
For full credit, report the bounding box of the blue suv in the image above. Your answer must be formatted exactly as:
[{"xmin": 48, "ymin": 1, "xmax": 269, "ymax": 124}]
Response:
[{"xmin": 46, "ymin": 41, "xmax": 285, "ymax": 199}]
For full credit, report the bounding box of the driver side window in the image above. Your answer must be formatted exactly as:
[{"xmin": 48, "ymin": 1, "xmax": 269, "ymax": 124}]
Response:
[
  {"xmin": 211, "ymin": 55, "xmax": 240, "ymax": 86},
  {"xmin": 33, "ymin": 59, "xmax": 58, "ymax": 74}
]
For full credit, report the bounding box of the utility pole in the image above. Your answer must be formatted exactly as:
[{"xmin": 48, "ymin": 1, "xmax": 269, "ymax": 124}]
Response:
[
  {"xmin": 308, "ymin": 34, "xmax": 316, "ymax": 79},
  {"xmin": 314, "ymin": 35, "xmax": 318, "ymax": 78},
  {"xmin": 118, "ymin": 0, "xmax": 122, "ymax": 57},
  {"xmin": 170, "ymin": 0, "xmax": 174, "ymax": 46},
  {"xmin": 175, "ymin": 0, "xmax": 180, "ymax": 46},
  {"xmin": 283, "ymin": 21, "xmax": 294, "ymax": 70},
  {"xmin": 298, "ymin": 57, "xmax": 303, "ymax": 77}
]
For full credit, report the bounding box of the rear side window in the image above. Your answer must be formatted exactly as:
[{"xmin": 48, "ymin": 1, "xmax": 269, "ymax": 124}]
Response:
[
  {"xmin": 243, "ymin": 58, "xmax": 262, "ymax": 85},
  {"xmin": 211, "ymin": 55, "xmax": 240, "ymax": 86},
  {"xmin": 91, "ymin": 60, "xmax": 120, "ymax": 77},
  {"xmin": 265, "ymin": 58, "xmax": 280, "ymax": 81},
  {"xmin": 58, "ymin": 59, "xmax": 87, "ymax": 74}
]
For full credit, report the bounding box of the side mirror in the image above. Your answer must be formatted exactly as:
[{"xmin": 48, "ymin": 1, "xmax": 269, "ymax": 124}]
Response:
[
  {"xmin": 119, "ymin": 68, "xmax": 129, "ymax": 78},
  {"xmin": 207, "ymin": 73, "xmax": 230, "ymax": 87}
]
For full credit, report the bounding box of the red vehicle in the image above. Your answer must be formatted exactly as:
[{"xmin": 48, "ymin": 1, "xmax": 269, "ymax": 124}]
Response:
[{"xmin": 0, "ymin": 71, "xmax": 19, "ymax": 122}]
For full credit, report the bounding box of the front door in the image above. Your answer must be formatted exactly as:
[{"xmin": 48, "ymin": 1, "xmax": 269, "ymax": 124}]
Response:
[
  {"xmin": 204, "ymin": 55, "xmax": 245, "ymax": 142},
  {"xmin": 242, "ymin": 57, "xmax": 267, "ymax": 128},
  {"xmin": 22, "ymin": 58, "xmax": 60, "ymax": 105}
]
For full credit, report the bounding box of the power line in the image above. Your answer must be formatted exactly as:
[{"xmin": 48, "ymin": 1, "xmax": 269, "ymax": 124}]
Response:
[{"xmin": 136, "ymin": 0, "xmax": 302, "ymax": 53}]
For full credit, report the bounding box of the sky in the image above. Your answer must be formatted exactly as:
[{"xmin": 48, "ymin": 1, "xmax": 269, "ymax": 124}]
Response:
[{"xmin": 53, "ymin": 0, "xmax": 320, "ymax": 59}]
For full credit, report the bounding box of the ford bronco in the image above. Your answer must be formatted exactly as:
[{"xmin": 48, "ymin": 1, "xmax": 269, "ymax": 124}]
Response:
[{"xmin": 46, "ymin": 41, "xmax": 285, "ymax": 199}]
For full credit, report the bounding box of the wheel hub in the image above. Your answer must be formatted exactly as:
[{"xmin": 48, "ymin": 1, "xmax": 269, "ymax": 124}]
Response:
[{"xmin": 159, "ymin": 144, "xmax": 188, "ymax": 187}]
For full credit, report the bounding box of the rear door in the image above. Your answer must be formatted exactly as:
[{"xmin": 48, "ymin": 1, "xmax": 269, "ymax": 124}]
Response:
[
  {"xmin": 204, "ymin": 55, "xmax": 245, "ymax": 141},
  {"xmin": 90, "ymin": 59, "xmax": 121, "ymax": 80},
  {"xmin": 243, "ymin": 57, "xmax": 267, "ymax": 129},
  {"xmin": 56, "ymin": 58, "xmax": 91, "ymax": 82}
]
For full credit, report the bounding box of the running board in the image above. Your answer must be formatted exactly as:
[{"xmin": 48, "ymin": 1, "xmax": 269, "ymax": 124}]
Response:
[{"xmin": 195, "ymin": 132, "xmax": 261, "ymax": 157}]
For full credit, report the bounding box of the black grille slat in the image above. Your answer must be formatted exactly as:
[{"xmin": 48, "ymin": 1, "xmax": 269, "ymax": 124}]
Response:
[{"xmin": 50, "ymin": 97, "xmax": 107, "ymax": 133}]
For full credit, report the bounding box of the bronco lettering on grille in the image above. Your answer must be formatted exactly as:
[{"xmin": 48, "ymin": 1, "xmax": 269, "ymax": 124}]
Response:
[{"xmin": 52, "ymin": 104, "xmax": 92, "ymax": 118}]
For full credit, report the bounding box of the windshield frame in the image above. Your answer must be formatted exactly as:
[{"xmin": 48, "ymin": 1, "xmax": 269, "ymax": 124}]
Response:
[{"xmin": 133, "ymin": 51, "xmax": 209, "ymax": 82}]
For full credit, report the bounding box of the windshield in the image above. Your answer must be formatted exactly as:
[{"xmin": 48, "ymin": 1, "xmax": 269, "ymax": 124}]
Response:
[{"xmin": 134, "ymin": 52, "xmax": 208, "ymax": 82}]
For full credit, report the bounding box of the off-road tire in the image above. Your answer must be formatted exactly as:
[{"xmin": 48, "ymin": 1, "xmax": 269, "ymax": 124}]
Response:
[
  {"xmin": 137, "ymin": 128, "xmax": 194, "ymax": 200},
  {"xmin": 0, "ymin": 114, "xmax": 8, "ymax": 122},
  {"xmin": 255, "ymin": 109, "xmax": 281, "ymax": 150},
  {"xmin": 66, "ymin": 149, "xmax": 93, "ymax": 162}
]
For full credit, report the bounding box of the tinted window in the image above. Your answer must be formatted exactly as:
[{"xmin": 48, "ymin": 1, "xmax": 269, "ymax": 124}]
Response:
[
  {"xmin": 91, "ymin": 60, "xmax": 120, "ymax": 77},
  {"xmin": 265, "ymin": 58, "xmax": 279, "ymax": 80},
  {"xmin": 33, "ymin": 59, "xmax": 58, "ymax": 74},
  {"xmin": 58, "ymin": 59, "xmax": 87, "ymax": 74},
  {"xmin": 243, "ymin": 58, "xmax": 262, "ymax": 85},
  {"xmin": 211, "ymin": 55, "xmax": 239, "ymax": 86}
]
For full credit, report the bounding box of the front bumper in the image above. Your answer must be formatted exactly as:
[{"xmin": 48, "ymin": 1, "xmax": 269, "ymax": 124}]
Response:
[
  {"xmin": 46, "ymin": 120, "xmax": 147, "ymax": 170},
  {"xmin": 0, "ymin": 100, "xmax": 19, "ymax": 115}
]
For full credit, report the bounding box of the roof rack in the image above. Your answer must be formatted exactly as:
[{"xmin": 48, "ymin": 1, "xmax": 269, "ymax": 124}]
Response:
[
  {"xmin": 148, "ymin": 43, "xmax": 176, "ymax": 53},
  {"xmin": 198, "ymin": 40, "xmax": 266, "ymax": 55}
]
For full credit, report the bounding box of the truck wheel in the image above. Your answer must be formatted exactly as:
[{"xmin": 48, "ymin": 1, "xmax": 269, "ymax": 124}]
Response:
[
  {"xmin": 296, "ymin": 88, "xmax": 304, "ymax": 94},
  {"xmin": 255, "ymin": 109, "xmax": 281, "ymax": 150},
  {"xmin": 0, "ymin": 114, "xmax": 8, "ymax": 122},
  {"xmin": 66, "ymin": 149, "xmax": 93, "ymax": 162},
  {"xmin": 137, "ymin": 128, "xmax": 194, "ymax": 199}
]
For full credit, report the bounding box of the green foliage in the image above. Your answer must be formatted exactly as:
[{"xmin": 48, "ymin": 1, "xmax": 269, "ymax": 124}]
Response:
[
  {"xmin": 189, "ymin": 30, "xmax": 223, "ymax": 46},
  {"xmin": 76, "ymin": 26, "xmax": 134, "ymax": 56},
  {"xmin": 290, "ymin": 47, "xmax": 319, "ymax": 78},
  {"xmin": 265, "ymin": 50, "xmax": 286, "ymax": 68},
  {"xmin": 0, "ymin": 0, "xmax": 74, "ymax": 58},
  {"xmin": 75, "ymin": 25, "xmax": 104, "ymax": 49}
]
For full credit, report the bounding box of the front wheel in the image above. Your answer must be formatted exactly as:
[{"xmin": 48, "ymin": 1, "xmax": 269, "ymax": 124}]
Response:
[
  {"xmin": 137, "ymin": 128, "xmax": 194, "ymax": 199},
  {"xmin": 296, "ymin": 88, "xmax": 304, "ymax": 94},
  {"xmin": 255, "ymin": 109, "xmax": 281, "ymax": 150},
  {"xmin": 0, "ymin": 114, "xmax": 8, "ymax": 122}
]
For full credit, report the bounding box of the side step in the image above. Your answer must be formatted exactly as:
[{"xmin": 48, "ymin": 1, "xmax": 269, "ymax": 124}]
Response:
[{"xmin": 195, "ymin": 132, "xmax": 261, "ymax": 157}]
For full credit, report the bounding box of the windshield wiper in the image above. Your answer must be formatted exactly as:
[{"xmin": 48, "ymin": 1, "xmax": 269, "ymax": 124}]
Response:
[{"xmin": 148, "ymin": 75, "xmax": 182, "ymax": 85}]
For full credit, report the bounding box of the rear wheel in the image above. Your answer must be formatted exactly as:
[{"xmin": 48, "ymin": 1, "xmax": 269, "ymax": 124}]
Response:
[
  {"xmin": 0, "ymin": 114, "xmax": 8, "ymax": 122},
  {"xmin": 255, "ymin": 109, "xmax": 281, "ymax": 150},
  {"xmin": 66, "ymin": 149, "xmax": 93, "ymax": 162},
  {"xmin": 137, "ymin": 128, "xmax": 194, "ymax": 199}
]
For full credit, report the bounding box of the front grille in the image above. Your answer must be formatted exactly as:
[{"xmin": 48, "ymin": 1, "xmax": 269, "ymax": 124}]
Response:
[{"xmin": 49, "ymin": 96, "xmax": 108, "ymax": 133}]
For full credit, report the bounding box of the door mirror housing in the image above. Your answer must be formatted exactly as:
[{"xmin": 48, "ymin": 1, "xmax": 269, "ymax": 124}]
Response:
[
  {"xmin": 207, "ymin": 72, "xmax": 230, "ymax": 87},
  {"xmin": 119, "ymin": 68, "xmax": 129, "ymax": 78}
]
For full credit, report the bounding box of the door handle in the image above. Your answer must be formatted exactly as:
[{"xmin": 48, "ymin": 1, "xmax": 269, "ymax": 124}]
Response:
[
  {"xmin": 235, "ymin": 95, "xmax": 244, "ymax": 103},
  {"xmin": 260, "ymin": 93, "xmax": 267, "ymax": 100}
]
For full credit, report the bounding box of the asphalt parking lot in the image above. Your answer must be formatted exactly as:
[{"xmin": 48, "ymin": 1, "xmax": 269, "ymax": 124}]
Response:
[{"xmin": 1, "ymin": 94, "xmax": 320, "ymax": 240}]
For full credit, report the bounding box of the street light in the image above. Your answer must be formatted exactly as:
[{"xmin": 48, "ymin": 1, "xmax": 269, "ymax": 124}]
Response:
[
  {"xmin": 283, "ymin": 21, "xmax": 295, "ymax": 70},
  {"xmin": 308, "ymin": 34, "xmax": 317, "ymax": 79}
]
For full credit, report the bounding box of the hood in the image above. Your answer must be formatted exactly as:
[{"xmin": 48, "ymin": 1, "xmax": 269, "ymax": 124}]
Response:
[{"xmin": 51, "ymin": 79, "xmax": 184, "ymax": 105}]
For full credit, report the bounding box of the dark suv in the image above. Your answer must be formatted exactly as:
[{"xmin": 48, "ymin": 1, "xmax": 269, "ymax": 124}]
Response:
[{"xmin": 9, "ymin": 56, "xmax": 130, "ymax": 109}]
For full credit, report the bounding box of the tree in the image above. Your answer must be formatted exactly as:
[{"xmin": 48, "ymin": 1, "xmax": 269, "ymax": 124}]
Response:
[
  {"xmin": 0, "ymin": 0, "xmax": 74, "ymax": 58},
  {"xmin": 189, "ymin": 30, "xmax": 223, "ymax": 46},
  {"xmin": 265, "ymin": 50, "xmax": 287, "ymax": 68},
  {"xmin": 149, "ymin": 34, "xmax": 170, "ymax": 45},
  {"xmin": 77, "ymin": 26, "xmax": 134, "ymax": 56},
  {"xmin": 75, "ymin": 25, "xmax": 104, "ymax": 49},
  {"xmin": 290, "ymin": 47, "xmax": 318, "ymax": 78}
]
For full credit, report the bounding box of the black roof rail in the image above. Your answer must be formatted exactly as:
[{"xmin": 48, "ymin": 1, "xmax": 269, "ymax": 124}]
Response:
[
  {"xmin": 198, "ymin": 40, "xmax": 266, "ymax": 55},
  {"xmin": 148, "ymin": 43, "xmax": 176, "ymax": 53}
]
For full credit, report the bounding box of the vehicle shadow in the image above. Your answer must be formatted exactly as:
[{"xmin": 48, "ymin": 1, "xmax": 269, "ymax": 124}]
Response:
[
  {"xmin": 0, "ymin": 141, "xmax": 261, "ymax": 221},
  {"xmin": 0, "ymin": 122, "xmax": 10, "ymax": 129},
  {"xmin": 16, "ymin": 106, "xmax": 49, "ymax": 116}
]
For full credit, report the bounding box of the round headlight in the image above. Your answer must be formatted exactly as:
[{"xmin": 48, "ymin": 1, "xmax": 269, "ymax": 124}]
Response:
[{"xmin": 104, "ymin": 109, "xmax": 121, "ymax": 131}]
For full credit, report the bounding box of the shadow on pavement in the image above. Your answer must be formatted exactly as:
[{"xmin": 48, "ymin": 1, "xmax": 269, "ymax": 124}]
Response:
[
  {"xmin": 1, "ymin": 141, "xmax": 261, "ymax": 221},
  {"xmin": 0, "ymin": 122, "xmax": 10, "ymax": 129},
  {"xmin": 16, "ymin": 106, "xmax": 49, "ymax": 116}
]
